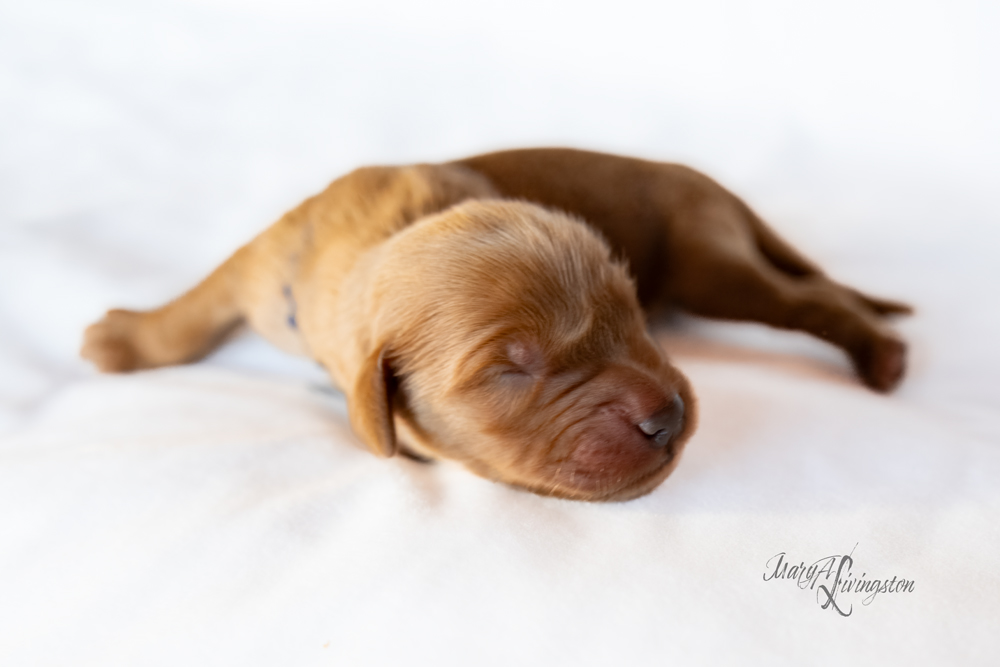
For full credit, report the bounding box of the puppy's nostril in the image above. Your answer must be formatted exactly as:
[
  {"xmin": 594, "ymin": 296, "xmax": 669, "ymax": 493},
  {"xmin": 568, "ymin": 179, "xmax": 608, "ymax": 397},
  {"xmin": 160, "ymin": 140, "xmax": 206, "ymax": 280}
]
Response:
[{"xmin": 638, "ymin": 395, "xmax": 685, "ymax": 449}]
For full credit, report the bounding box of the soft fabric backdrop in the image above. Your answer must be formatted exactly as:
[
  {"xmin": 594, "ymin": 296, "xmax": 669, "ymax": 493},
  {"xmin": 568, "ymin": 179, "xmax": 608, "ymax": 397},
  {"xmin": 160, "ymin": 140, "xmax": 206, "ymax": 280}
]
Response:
[{"xmin": 1, "ymin": 1, "xmax": 997, "ymax": 665}]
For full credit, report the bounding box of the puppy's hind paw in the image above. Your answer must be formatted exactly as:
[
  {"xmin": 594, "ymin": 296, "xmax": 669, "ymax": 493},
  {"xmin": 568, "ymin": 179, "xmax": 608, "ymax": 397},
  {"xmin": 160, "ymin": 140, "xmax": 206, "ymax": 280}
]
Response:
[
  {"xmin": 81, "ymin": 309, "xmax": 146, "ymax": 373},
  {"xmin": 855, "ymin": 334, "xmax": 907, "ymax": 393}
]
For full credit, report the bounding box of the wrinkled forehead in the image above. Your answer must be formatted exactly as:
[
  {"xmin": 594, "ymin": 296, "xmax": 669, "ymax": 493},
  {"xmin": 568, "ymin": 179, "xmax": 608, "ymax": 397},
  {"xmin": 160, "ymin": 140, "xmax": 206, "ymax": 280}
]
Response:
[
  {"xmin": 377, "ymin": 200, "xmax": 645, "ymax": 369},
  {"xmin": 423, "ymin": 253, "xmax": 643, "ymax": 381},
  {"xmin": 426, "ymin": 227, "xmax": 635, "ymax": 333}
]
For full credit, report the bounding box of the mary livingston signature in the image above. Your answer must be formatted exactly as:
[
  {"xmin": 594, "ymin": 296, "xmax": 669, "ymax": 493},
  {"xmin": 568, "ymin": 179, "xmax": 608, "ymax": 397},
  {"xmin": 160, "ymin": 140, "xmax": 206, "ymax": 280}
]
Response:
[{"xmin": 763, "ymin": 544, "xmax": 915, "ymax": 617}]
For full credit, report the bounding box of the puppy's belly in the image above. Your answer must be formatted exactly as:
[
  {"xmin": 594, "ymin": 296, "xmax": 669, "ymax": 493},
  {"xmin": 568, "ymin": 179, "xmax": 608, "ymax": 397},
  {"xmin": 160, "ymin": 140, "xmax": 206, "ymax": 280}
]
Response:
[{"xmin": 243, "ymin": 283, "xmax": 310, "ymax": 357}]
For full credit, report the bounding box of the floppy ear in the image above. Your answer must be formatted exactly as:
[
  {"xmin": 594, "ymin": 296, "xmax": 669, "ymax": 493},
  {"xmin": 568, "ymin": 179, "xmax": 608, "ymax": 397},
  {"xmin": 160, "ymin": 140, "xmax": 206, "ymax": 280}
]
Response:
[{"xmin": 349, "ymin": 346, "xmax": 398, "ymax": 458}]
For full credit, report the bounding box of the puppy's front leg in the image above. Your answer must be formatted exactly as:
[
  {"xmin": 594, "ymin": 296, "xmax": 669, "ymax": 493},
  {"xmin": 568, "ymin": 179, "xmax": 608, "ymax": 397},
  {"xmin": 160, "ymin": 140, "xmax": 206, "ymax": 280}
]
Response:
[{"xmin": 82, "ymin": 252, "xmax": 248, "ymax": 372}]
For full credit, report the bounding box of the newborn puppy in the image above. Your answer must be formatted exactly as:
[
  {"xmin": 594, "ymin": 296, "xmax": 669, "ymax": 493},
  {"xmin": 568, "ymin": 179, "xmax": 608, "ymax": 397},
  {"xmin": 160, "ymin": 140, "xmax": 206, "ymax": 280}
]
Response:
[{"xmin": 81, "ymin": 148, "xmax": 909, "ymax": 501}]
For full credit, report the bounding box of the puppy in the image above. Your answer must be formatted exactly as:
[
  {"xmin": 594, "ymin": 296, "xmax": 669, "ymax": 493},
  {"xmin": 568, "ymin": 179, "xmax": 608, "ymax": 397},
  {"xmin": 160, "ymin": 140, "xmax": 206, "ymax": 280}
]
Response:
[{"xmin": 81, "ymin": 148, "xmax": 910, "ymax": 501}]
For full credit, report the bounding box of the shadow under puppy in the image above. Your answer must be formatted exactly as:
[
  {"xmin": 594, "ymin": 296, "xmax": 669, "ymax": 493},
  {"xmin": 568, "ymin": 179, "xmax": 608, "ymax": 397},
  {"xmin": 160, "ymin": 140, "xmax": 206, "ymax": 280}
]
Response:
[{"xmin": 81, "ymin": 148, "xmax": 910, "ymax": 501}]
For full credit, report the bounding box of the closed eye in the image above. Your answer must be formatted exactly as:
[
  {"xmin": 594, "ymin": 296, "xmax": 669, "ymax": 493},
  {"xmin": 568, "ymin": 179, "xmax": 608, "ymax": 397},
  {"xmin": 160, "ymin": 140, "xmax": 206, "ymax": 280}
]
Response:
[
  {"xmin": 493, "ymin": 365, "xmax": 539, "ymax": 389},
  {"xmin": 497, "ymin": 366, "xmax": 533, "ymax": 379}
]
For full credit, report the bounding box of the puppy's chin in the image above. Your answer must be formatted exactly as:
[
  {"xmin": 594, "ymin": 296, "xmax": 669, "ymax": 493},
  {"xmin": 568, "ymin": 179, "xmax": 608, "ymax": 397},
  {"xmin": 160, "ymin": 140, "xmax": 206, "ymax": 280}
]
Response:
[
  {"xmin": 397, "ymin": 412, "xmax": 692, "ymax": 501},
  {"xmin": 459, "ymin": 427, "xmax": 692, "ymax": 502},
  {"xmin": 500, "ymin": 451, "xmax": 685, "ymax": 502}
]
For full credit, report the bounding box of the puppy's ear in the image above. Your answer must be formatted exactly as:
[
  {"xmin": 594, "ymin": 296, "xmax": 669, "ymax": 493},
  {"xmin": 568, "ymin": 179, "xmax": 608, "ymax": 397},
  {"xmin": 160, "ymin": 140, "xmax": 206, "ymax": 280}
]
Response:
[{"xmin": 349, "ymin": 346, "xmax": 398, "ymax": 458}]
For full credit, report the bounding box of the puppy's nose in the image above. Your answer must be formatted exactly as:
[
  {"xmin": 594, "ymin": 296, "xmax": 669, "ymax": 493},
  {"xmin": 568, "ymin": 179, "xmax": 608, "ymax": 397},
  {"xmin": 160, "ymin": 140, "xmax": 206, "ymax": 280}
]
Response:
[{"xmin": 638, "ymin": 395, "xmax": 685, "ymax": 449}]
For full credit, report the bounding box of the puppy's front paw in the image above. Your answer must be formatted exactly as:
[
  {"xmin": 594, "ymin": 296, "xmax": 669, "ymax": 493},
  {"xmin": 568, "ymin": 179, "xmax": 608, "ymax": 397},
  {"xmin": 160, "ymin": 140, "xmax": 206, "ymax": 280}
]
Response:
[
  {"xmin": 81, "ymin": 309, "xmax": 146, "ymax": 372},
  {"xmin": 856, "ymin": 334, "xmax": 907, "ymax": 392}
]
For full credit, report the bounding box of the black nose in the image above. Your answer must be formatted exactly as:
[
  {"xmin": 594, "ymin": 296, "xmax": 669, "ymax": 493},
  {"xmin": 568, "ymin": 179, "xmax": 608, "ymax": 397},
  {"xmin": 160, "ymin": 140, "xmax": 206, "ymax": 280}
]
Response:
[{"xmin": 638, "ymin": 395, "xmax": 685, "ymax": 449}]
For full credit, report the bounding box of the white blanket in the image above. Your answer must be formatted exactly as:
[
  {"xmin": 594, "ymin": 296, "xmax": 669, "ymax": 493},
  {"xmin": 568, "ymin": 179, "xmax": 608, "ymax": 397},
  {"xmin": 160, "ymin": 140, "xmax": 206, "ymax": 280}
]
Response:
[{"xmin": 2, "ymin": 1, "xmax": 998, "ymax": 665}]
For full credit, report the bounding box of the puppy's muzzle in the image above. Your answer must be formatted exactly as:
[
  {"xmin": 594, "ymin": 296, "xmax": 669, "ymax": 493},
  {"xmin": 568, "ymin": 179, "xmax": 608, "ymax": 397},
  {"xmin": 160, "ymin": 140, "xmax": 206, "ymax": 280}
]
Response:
[
  {"xmin": 554, "ymin": 365, "xmax": 692, "ymax": 498},
  {"xmin": 638, "ymin": 395, "xmax": 685, "ymax": 449}
]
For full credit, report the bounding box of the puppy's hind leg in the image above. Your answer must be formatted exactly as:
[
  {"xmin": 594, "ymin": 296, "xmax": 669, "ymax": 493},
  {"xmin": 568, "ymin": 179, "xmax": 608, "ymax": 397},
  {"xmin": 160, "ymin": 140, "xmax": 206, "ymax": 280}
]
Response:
[
  {"xmin": 669, "ymin": 203, "xmax": 910, "ymax": 391},
  {"xmin": 82, "ymin": 252, "xmax": 247, "ymax": 372},
  {"xmin": 739, "ymin": 201, "xmax": 914, "ymax": 318}
]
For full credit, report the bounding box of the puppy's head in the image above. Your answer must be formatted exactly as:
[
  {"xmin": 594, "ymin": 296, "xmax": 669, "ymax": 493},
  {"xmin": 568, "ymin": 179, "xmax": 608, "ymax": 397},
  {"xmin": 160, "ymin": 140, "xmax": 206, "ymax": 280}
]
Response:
[{"xmin": 349, "ymin": 200, "xmax": 696, "ymax": 501}]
